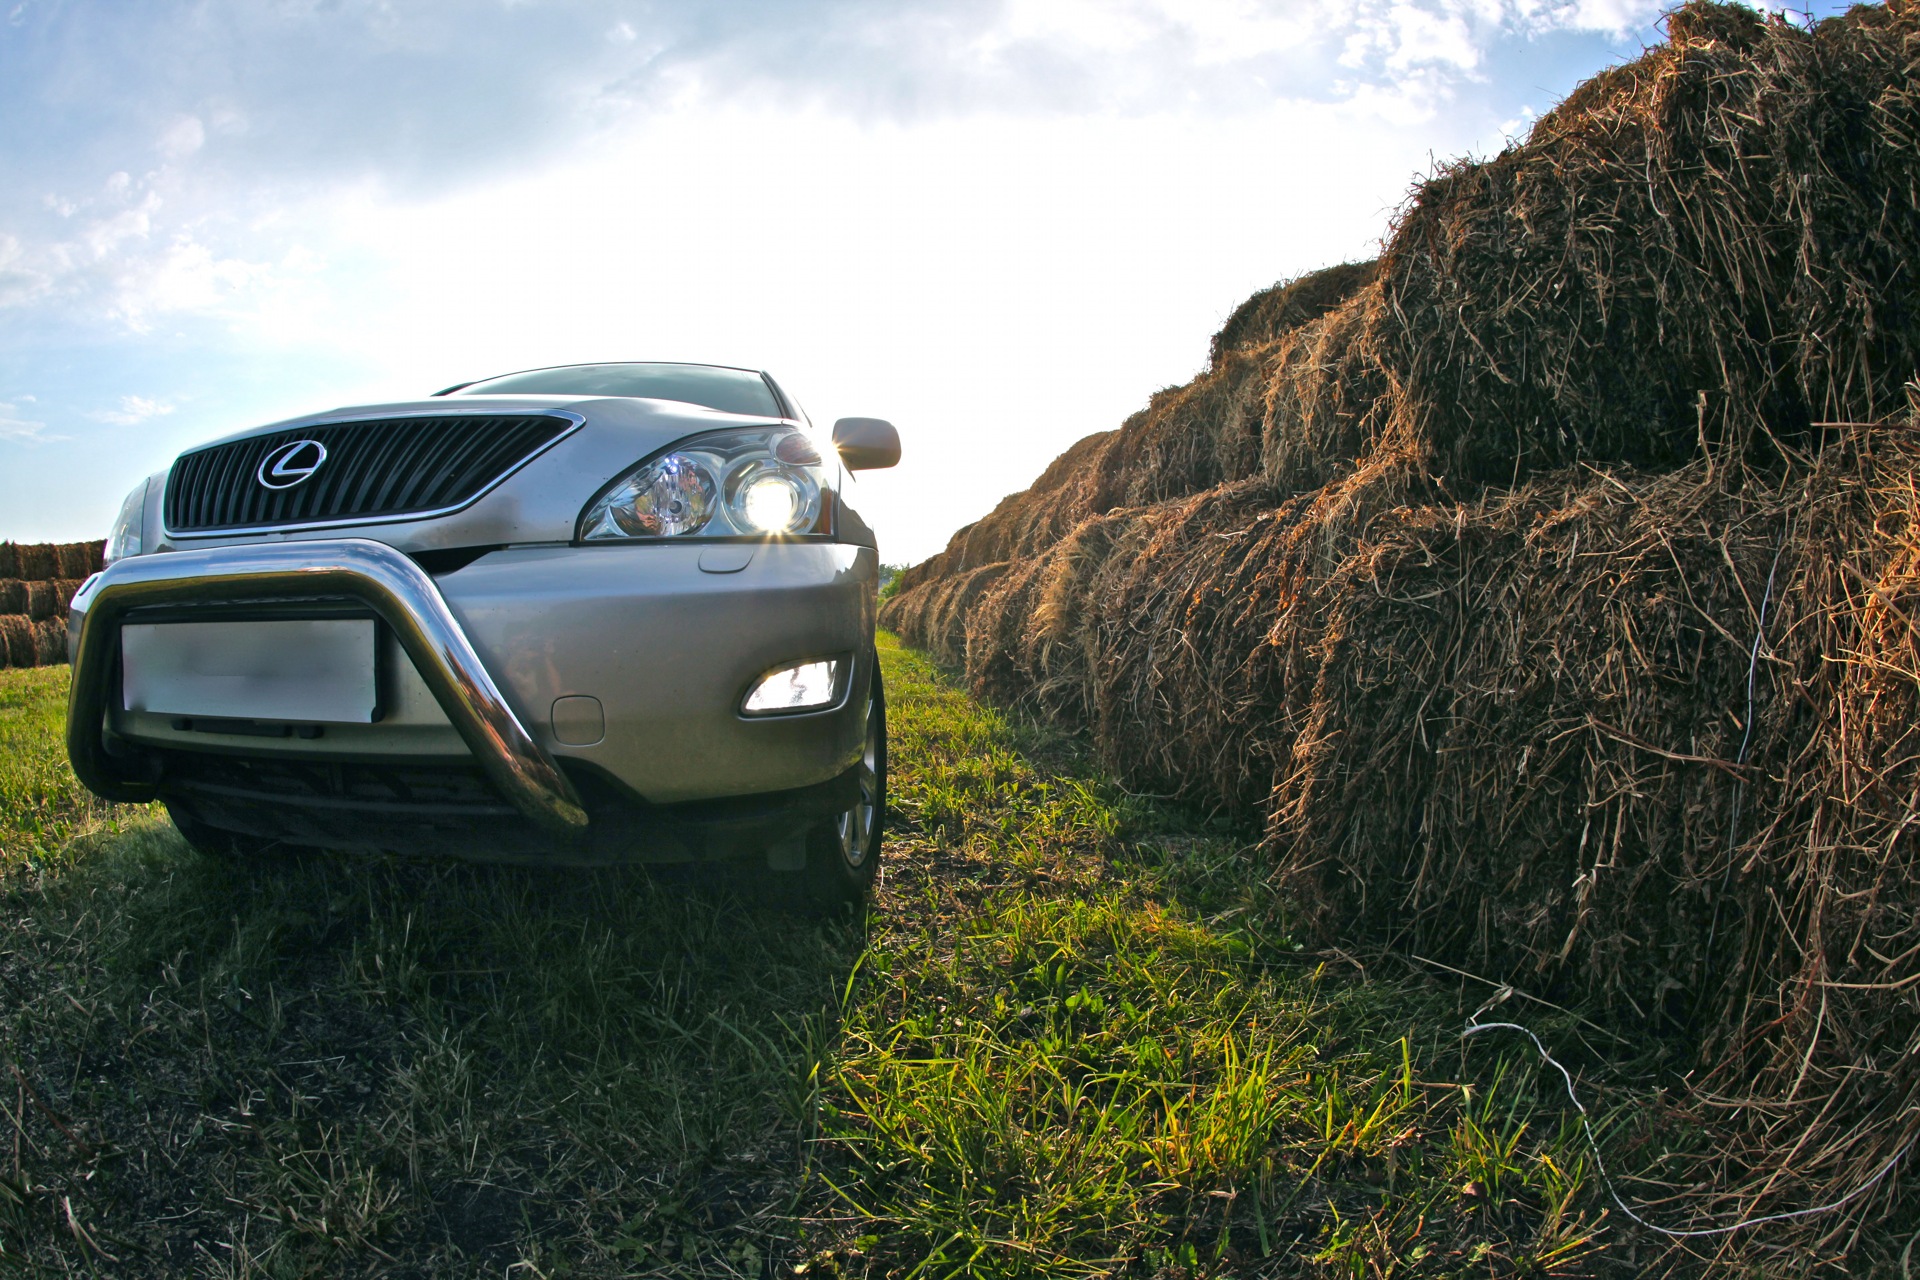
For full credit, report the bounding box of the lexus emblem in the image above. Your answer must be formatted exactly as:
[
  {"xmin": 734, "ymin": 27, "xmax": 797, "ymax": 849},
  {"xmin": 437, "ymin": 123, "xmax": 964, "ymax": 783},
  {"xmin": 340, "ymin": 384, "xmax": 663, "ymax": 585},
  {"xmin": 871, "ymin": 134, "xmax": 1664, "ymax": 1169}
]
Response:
[{"xmin": 257, "ymin": 439, "xmax": 328, "ymax": 489}]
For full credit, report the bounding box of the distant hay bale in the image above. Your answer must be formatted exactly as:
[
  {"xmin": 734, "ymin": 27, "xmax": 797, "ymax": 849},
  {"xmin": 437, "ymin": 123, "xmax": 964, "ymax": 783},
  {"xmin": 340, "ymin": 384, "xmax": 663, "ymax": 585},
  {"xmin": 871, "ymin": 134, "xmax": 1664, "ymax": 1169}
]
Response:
[
  {"xmin": 885, "ymin": 561, "xmax": 1011, "ymax": 672},
  {"xmin": 1208, "ymin": 260, "xmax": 1377, "ymax": 369},
  {"xmin": 0, "ymin": 579, "xmax": 88, "ymax": 623},
  {"xmin": 0, "ymin": 541, "xmax": 102, "ymax": 586},
  {"xmin": 24, "ymin": 581, "xmax": 54, "ymax": 621},
  {"xmin": 0, "ymin": 613, "xmax": 71, "ymax": 667},
  {"xmin": 881, "ymin": 0, "xmax": 1920, "ymax": 1249},
  {"xmin": 15, "ymin": 544, "xmax": 55, "ymax": 580},
  {"xmin": 30, "ymin": 617, "xmax": 66, "ymax": 666},
  {"xmin": 0, "ymin": 616, "xmax": 34, "ymax": 669},
  {"xmin": 52, "ymin": 542, "xmax": 104, "ymax": 577},
  {"xmin": 0, "ymin": 544, "xmax": 104, "ymax": 664},
  {"xmin": 25, "ymin": 581, "xmax": 55, "ymax": 621},
  {"xmin": 966, "ymin": 507, "xmax": 1157, "ymax": 729},
  {"xmin": 43, "ymin": 579, "xmax": 84, "ymax": 620}
]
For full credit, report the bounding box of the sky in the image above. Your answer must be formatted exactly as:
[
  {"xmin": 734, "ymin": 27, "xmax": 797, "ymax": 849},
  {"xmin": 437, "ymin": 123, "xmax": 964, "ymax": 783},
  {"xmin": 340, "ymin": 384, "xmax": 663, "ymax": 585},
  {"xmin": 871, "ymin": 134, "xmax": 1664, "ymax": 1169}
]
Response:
[{"xmin": 0, "ymin": 0, "xmax": 1852, "ymax": 564}]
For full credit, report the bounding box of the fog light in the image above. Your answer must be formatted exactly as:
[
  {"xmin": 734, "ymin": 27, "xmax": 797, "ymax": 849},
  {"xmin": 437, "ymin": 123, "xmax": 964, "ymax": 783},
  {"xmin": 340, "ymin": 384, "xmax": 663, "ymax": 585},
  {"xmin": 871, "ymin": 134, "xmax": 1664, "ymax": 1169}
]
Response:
[{"xmin": 743, "ymin": 658, "xmax": 840, "ymax": 714}]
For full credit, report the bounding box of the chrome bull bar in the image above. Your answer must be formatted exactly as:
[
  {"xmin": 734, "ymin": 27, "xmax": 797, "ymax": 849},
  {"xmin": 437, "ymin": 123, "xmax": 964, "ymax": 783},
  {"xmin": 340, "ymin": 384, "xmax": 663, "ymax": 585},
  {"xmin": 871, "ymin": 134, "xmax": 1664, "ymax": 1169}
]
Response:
[{"xmin": 66, "ymin": 538, "xmax": 589, "ymax": 833}]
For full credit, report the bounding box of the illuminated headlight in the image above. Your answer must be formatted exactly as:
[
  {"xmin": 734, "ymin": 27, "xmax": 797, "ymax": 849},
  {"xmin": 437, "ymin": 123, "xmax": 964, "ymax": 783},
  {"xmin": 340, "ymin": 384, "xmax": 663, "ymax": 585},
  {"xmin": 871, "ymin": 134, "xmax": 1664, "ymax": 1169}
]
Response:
[
  {"xmin": 742, "ymin": 657, "xmax": 841, "ymax": 715},
  {"xmin": 580, "ymin": 426, "xmax": 828, "ymax": 541},
  {"xmin": 730, "ymin": 461, "xmax": 819, "ymax": 535},
  {"xmin": 103, "ymin": 478, "xmax": 149, "ymax": 567}
]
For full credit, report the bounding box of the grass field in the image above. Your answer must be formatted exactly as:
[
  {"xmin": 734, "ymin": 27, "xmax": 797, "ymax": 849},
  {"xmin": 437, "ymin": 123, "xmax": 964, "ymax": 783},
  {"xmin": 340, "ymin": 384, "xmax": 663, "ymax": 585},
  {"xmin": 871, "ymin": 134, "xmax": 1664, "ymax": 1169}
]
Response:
[{"xmin": 1, "ymin": 637, "xmax": 1646, "ymax": 1276}]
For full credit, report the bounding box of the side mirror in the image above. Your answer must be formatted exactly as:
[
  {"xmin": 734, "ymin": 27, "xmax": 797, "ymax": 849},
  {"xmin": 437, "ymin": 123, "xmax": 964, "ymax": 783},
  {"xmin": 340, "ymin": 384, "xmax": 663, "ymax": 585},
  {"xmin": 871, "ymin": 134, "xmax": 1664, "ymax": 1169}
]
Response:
[{"xmin": 832, "ymin": 417, "xmax": 901, "ymax": 471}]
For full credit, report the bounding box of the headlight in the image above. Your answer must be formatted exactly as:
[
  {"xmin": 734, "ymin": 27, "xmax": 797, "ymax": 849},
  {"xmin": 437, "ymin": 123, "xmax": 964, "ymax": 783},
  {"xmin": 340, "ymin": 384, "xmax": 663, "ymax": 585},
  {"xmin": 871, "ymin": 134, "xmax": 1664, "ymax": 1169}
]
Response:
[
  {"xmin": 605, "ymin": 454, "xmax": 717, "ymax": 537},
  {"xmin": 103, "ymin": 478, "xmax": 149, "ymax": 567},
  {"xmin": 579, "ymin": 426, "xmax": 830, "ymax": 541}
]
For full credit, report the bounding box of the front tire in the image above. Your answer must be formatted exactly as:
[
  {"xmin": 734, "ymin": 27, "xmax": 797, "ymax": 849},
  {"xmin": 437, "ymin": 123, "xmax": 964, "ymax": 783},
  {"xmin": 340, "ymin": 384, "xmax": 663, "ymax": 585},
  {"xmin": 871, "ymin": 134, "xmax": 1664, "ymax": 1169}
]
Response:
[{"xmin": 800, "ymin": 663, "xmax": 885, "ymax": 909}]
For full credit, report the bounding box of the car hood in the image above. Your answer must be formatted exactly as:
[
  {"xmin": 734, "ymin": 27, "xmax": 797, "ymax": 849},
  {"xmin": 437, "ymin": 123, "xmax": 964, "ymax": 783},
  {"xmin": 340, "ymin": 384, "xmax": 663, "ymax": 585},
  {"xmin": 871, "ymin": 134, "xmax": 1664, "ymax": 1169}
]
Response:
[{"xmin": 138, "ymin": 395, "xmax": 818, "ymax": 557}]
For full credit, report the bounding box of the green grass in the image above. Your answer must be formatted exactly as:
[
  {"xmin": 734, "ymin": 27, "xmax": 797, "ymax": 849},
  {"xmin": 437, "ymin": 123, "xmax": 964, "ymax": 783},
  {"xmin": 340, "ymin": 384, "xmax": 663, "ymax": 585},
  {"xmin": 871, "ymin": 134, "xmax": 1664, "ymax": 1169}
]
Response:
[
  {"xmin": 0, "ymin": 667, "xmax": 149, "ymax": 866},
  {"xmin": 1, "ymin": 638, "xmax": 1622, "ymax": 1277}
]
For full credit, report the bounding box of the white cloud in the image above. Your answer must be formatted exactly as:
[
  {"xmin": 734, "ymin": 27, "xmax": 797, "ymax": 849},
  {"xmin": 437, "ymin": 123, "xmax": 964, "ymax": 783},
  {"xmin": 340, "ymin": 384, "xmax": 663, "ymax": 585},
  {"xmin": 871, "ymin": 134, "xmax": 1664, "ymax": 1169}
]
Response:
[
  {"xmin": 157, "ymin": 115, "xmax": 206, "ymax": 161},
  {"xmin": 1560, "ymin": 0, "xmax": 1664, "ymax": 36},
  {"xmin": 0, "ymin": 158, "xmax": 300, "ymax": 329},
  {"xmin": 0, "ymin": 399, "xmax": 49, "ymax": 441},
  {"xmin": 90, "ymin": 394, "xmax": 175, "ymax": 426},
  {"xmin": 997, "ymin": 0, "xmax": 1168, "ymax": 55},
  {"xmin": 0, "ymin": 232, "xmax": 50, "ymax": 306},
  {"xmin": 77, "ymin": 196, "xmax": 157, "ymax": 262},
  {"xmin": 112, "ymin": 238, "xmax": 268, "ymax": 327}
]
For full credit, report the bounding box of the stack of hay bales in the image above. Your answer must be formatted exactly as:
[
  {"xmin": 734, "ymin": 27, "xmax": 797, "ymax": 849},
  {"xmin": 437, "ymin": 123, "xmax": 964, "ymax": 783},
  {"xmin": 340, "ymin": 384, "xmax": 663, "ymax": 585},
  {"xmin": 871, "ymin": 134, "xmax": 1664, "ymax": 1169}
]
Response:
[
  {"xmin": 0, "ymin": 542, "xmax": 101, "ymax": 668},
  {"xmin": 884, "ymin": 0, "xmax": 1920, "ymax": 1248}
]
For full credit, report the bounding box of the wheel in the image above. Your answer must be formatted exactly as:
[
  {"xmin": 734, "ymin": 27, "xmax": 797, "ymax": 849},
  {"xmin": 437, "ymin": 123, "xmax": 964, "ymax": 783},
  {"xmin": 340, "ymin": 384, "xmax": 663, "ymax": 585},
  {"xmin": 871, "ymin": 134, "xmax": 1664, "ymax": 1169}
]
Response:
[
  {"xmin": 164, "ymin": 800, "xmax": 314, "ymax": 862},
  {"xmin": 799, "ymin": 662, "xmax": 885, "ymax": 909}
]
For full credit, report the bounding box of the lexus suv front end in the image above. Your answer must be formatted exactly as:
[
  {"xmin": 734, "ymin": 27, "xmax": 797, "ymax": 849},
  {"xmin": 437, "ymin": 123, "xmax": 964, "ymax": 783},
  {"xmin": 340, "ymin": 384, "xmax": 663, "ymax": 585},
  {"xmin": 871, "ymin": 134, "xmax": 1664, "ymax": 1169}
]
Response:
[{"xmin": 66, "ymin": 362, "xmax": 902, "ymax": 903}]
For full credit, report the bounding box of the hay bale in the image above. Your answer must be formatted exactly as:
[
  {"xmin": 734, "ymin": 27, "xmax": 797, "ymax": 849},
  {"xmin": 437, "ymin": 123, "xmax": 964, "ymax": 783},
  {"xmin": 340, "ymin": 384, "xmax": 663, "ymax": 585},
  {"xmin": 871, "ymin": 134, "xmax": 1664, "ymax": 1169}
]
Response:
[
  {"xmin": 1103, "ymin": 347, "xmax": 1273, "ymax": 507},
  {"xmin": 0, "ymin": 615, "xmax": 33, "ymax": 668},
  {"xmin": 882, "ymin": 562, "xmax": 1012, "ymax": 672},
  {"xmin": 1259, "ymin": 285, "xmax": 1408, "ymax": 490},
  {"xmin": 960, "ymin": 552, "xmax": 1053, "ymax": 704},
  {"xmin": 53, "ymin": 542, "xmax": 104, "ymax": 577},
  {"xmin": 47, "ymin": 578, "xmax": 84, "ymax": 618},
  {"xmin": 1259, "ymin": 422, "xmax": 1920, "ymax": 1226},
  {"xmin": 1208, "ymin": 260, "xmax": 1377, "ymax": 368},
  {"xmin": 23, "ymin": 581, "xmax": 52, "ymax": 621},
  {"xmin": 1371, "ymin": 1, "xmax": 1920, "ymax": 483},
  {"xmin": 14, "ymin": 543, "xmax": 55, "ymax": 580},
  {"xmin": 951, "ymin": 506, "xmax": 1160, "ymax": 730},
  {"xmin": 0, "ymin": 541, "xmax": 103, "ymax": 583},
  {"xmin": 30, "ymin": 617, "xmax": 66, "ymax": 666},
  {"xmin": 17, "ymin": 578, "xmax": 85, "ymax": 621},
  {"xmin": 0, "ymin": 580, "xmax": 24, "ymax": 614}
]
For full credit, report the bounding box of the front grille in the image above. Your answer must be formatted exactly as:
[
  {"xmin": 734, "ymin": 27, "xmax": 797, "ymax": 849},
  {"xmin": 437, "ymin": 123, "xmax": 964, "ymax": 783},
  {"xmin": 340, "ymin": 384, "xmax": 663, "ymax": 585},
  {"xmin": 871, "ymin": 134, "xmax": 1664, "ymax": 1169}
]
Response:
[
  {"xmin": 164, "ymin": 413, "xmax": 575, "ymax": 534},
  {"xmin": 164, "ymin": 751, "xmax": 515, "ymax": 816}
]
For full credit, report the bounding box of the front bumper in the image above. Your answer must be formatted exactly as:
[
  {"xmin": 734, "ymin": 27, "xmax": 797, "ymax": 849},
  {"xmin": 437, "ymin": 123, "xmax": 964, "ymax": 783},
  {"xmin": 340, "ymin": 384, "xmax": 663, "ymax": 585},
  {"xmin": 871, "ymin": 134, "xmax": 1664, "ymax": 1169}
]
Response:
[
  {"xmin": 69, "ymin": 539, "xmax": 589, "ymax": 831},
  {"xmin": 68, "ymin": 538, "xmax": 877, "ymax": 853}
]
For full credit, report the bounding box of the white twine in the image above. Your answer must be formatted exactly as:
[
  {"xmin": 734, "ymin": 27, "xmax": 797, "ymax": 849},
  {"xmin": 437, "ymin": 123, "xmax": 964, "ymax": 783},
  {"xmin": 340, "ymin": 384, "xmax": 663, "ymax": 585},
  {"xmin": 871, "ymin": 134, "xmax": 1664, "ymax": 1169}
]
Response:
[{"xmin": 1463, "ymin": 1019, "xmax": 1913, "ymax": 1239}]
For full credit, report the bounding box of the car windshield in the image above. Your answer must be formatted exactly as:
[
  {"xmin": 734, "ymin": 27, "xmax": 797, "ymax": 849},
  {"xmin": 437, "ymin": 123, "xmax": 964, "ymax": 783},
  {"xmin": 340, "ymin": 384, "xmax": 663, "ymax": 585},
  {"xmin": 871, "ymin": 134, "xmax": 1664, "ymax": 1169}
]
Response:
[{"xmin": 453, "ymin": 363, "xmax": 782, "ymax": 417}]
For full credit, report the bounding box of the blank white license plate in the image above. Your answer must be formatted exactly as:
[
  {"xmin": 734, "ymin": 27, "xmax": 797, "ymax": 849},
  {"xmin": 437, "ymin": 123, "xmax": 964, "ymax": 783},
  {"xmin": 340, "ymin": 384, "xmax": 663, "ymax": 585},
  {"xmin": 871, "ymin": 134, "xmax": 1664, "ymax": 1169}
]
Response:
[{"xmin": 121, "ymin": 619, "xmax": 379, "ymax": 723}]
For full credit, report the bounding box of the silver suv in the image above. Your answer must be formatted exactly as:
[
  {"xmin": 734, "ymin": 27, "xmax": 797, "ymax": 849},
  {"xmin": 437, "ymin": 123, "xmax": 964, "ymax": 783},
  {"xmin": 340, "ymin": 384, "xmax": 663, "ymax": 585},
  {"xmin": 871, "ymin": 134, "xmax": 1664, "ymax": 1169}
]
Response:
[{"xmin": 67, "ymin": 362, "xmax": 901, "ymax": 904}]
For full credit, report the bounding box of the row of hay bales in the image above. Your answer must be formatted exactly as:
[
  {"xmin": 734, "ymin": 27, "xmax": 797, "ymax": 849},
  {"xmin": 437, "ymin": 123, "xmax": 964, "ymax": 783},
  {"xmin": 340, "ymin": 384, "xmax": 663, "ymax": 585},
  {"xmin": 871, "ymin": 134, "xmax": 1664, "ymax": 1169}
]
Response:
[
  {"xmin": 0, "ymin": 542, "xmax": 102, "ymax": 669},
  {"xmin": 884, "ymin": 0, "xmax": 1920, "ymax": 1256}
]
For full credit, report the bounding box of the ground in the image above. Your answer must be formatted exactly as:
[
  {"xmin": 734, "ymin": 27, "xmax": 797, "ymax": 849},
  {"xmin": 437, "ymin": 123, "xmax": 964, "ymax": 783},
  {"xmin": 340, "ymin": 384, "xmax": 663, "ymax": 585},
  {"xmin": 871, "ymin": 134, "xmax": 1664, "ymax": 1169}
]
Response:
[{"xmin": 1, "ymin": 636, "xmax": 1671, "ymax": 1277}]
